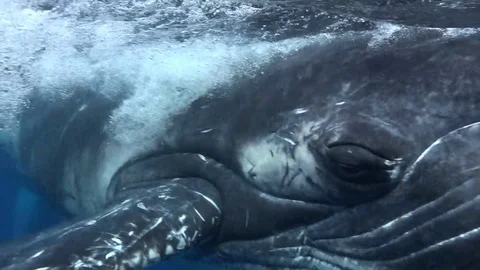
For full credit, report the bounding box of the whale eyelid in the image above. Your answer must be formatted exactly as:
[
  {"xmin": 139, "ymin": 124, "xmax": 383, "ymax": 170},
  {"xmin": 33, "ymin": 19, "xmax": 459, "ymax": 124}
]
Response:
[{"xmin": 326, "ymin": 142, "xmax": 396, "ymax": 162}]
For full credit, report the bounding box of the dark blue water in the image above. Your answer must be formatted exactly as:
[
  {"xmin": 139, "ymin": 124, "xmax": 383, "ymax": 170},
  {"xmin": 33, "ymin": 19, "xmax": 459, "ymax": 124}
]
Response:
[{"xmin": 0, "ymin": 151, "xmax": 62, "ymax": 243}]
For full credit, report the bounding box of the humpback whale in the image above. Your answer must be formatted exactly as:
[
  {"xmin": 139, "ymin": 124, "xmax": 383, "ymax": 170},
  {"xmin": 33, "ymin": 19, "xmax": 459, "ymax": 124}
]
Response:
[{"xmin": 1, "ymin": 27, "xmax": 480, "ymax": 269}]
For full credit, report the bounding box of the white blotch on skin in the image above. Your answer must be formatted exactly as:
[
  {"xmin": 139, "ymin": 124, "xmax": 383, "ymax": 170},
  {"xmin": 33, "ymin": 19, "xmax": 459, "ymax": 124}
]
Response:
[
  {"xmin": 335, "ymin": 101, "xmax": 345, "ymax": 105},
  {"xmin": 137, "ymin": 202, "xmax": 148, "ymax": 211},
  {"xmin": 105, "ymin": 251, "xmax": 116, "ymax": 260},
  {"xmin": 197, "ymin": 154, "xmax": 207, "ymax": 162},
  {"xmin": 238, "ymin": 120, "xmax": 326, "ymax": 199},
  {"xmin": 165, "ymin": 245, "xmax": 174, "ymax": 256},
  {"xmin": 128, "ymin": 231, "xmax": 134, "ymax": 236},
  {"xmin": 179, "ymin": 214, "xmax": 186, "ymax": 223},
  {"xmin": 130, "ymin": 251, "xmax": 142, "ymax": 266},
  {"xmin": 112, "ymin": 237, "xmax": 122, "ymax": 245},
  {"xmin": 292, "ymin": 108, "xmax": 308, "ymax": 114},
  {"xmin": 176, "ymin": 235, "xmax": 187, "ymax": 250},
  {"xmin": 85, "ymin": 220, "xmax": 96, "ymax": 226},
  {"xmin": 78, "ymin": 104, "xmax": 87, "ymax": 112},
  {"xmin": 148, "ymin": 248, "xmax": 160, "ymax": 260},
  {"xmin": 201, "ymin": 128, "xmax": 213, "ymax": 133}
]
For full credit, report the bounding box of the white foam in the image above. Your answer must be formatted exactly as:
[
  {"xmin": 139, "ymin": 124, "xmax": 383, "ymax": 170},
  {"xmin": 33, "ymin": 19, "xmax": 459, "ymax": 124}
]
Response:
[{"xmin": 0, "ymin": 0, "xmax": 325, "ymax": 214}]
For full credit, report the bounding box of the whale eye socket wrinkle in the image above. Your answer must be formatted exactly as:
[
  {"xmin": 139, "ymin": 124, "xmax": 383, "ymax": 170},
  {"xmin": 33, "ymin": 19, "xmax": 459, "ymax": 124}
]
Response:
[{"xmin": 324, "ymin": 143, "xmax": 397, "ymax": 185}]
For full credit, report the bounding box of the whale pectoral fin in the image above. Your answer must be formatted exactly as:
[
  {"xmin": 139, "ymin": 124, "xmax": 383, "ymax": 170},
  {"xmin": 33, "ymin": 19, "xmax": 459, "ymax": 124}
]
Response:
[{"xmin": 0, "ymin": 178, "xmax": 222, "ymax": 269}]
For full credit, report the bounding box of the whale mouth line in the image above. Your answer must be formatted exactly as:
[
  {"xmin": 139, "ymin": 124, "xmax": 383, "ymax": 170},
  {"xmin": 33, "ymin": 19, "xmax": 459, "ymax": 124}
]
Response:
[{"xmin": 106, "ymin": 150, "xmax": 240, "ymax": 202}]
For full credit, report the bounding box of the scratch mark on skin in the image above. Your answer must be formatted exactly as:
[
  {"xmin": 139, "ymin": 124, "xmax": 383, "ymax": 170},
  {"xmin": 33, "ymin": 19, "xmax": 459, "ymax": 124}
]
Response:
[
  {"xmin": 462, "ymin": 165, "xmax": 480, "ymax": 173},
  {"xmin": 276, "ymin": 134, "xmax": 296, "ymax": 146},
  {"xmin": 245, "ymin": 209, "xmax": 250, "ymax": 228},
  {"xmin": 85, "ymin": 220, "xmax": 96, "ymax": 225},
  {"xmin": 178, "ymin": 214, "xmax": 186, "ymax": 223},
  {"xmin": 281, "ymin": 160, "xmax": 290, "ymax": 187},
  {"xmin": 137, "ymin": 202, "xmax": 148, "ymax": 211},
  {"xmin": 201, "ymin": 128, "xmax": 213, "ymax": 133},
  {"xmin": 198, "ymin": 154, "xmax": 207, "ymax": 162},
  {"xmin": 191, "ymin": 191, "xmax": 221, "ymax": 212},
  {"xmin": 286, "ymin": 168, "xmax": 302, "ymax": 187},
  {"xmin": 193, "ymin": 207, "xmax": 205, "ymax": 221},
  {"xmin": 30, "ymin": 250, "xmax": 45, "ymax": 259},
  {"xmin": 292, "ymin": 108, "xmax": 309, "ymax": 114}
]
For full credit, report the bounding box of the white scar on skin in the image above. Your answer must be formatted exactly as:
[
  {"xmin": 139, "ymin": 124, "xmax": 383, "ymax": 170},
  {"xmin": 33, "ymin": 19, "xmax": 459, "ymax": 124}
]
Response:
[{"xmin": 237, "ymin": 120, "xmax": 325, "ymax": 196}]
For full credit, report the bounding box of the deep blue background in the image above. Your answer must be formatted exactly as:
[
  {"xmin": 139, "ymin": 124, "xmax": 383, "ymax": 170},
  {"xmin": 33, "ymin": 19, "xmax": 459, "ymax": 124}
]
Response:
[{"xmin": 0, "ymin": 150, "xmax": 213, "ymax": 270}]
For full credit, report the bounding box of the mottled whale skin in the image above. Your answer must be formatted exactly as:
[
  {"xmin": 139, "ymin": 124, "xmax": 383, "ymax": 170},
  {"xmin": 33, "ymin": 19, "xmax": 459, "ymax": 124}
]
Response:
[{"xmin": 1, "ymin": 28, "xmax": 480, "ymax": 270}]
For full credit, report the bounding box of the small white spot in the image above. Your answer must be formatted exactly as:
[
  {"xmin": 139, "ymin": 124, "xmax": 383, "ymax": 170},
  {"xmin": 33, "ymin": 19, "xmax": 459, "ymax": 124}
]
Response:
[
  {"xmin": 335, "ymin": 101, "xmax": 346, "ymax": 105},
  {"xmin": 85, "ymin": 220, "xmax": 96, "ymax": 226},
  {"xmin": 201, "ymin": 128, "xmax": 213, "ymax": 133},
  {"xmin": 34, "ymin": 268, "xmax": 51, "ymax": 270},
  {"xmin": 128, "ymin": 231, "xmax": 134, "ymax": 236},
  {"xmin": 31, "ymin": 250, "xmax": 45, "ymax": 259},
  {"xmin": 292, "ymin": 108, "xmax": 308, "ymax": 114},
  {"xmin": 198, "ymin": 154, "xmax": 207, "ymax": 162},
  {"xmin": 137, "ymin": 202, "xmax": 148, "ymax": 211}
]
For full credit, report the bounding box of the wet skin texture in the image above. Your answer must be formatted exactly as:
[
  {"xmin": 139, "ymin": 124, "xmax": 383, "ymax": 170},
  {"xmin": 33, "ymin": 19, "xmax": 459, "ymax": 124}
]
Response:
[{"xmin": 1, "ymin": 28, "xmax": 480, "ymax": 269}]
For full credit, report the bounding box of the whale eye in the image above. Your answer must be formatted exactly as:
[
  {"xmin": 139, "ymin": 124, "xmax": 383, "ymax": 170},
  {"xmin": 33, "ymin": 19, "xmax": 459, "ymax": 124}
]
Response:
[{"xmin": 325, "ymin": 144, "xmax": 394, "ymax": 185}]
